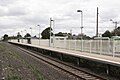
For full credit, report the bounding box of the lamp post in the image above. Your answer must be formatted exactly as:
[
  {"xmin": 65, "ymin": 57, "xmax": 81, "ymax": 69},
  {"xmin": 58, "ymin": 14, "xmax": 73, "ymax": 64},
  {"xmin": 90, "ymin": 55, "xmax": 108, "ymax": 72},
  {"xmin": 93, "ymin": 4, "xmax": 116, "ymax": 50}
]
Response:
[
  {"xmin": 52, "ymin": 20, "xmax": 55, "ymax": 48},
  {"xmin": 30, "ymin": 27, "xmax": 32, "ymax": 38},
  {"xmin": 21, "ymin": 30, "xmax": 23, "ymax": 43},
  {"xmin": 77, "ymin": 10, "xmax": 83, "ymax": 39},
  {"xmin": 77, "ymin": 10, "xmax": 83, "ymax": 52},
  {"xmin": 24, "ymin": 29, "xmax": 27, "ymax": 43},
  {"xmin": 37, "ymin": 25, "xmax": 40, "ymax": 46},
  {"xmin": 110, "ymin": 19, "xmax": 119, "ymax": 36},
  {"xmin": 17, "ymin": 32, "xmax": 20, "ymax": 42},
  {"xmin": 49, "ymin": 18, "xmax": 54, "ymax": 47},
  {"xmin": 110, "ymin": 19, "xmax": 118, "ymax": 29},
  {"xmin": 24, "ymin": 29, "xmax": 27, "ymax": 38}
]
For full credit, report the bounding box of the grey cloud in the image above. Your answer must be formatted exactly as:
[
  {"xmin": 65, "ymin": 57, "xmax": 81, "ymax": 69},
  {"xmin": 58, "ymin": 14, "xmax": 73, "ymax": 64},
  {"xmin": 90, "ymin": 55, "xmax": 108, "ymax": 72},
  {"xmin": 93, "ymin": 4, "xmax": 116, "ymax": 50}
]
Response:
[
  {"xmin": 7, "ymin": 6, "xmax": 28, "ymax": 16},
  {"xmin": 0, "ymin": 0, "xmax": 15, "ymax": 6},
  {"xmin": 20, "ymin": 14, "xmax": 49, "ymax": 25},
  {"xmin": 0, "ymin": 0, "xmax": 29, "ymax": 17},
  {"xmin": 0, "ymin": 6, "xmax": 28, "ymax": 17},
  {"xmin": 0, "ymin": 0, "xmax": 120, "ymax": 37},
  {"xmin": 100, "ymin": 8, "xmax": 119, "ymax": 22},
  {"xmin": 0, "ymin": 7, "xmax": 7, "ymax": 16}
]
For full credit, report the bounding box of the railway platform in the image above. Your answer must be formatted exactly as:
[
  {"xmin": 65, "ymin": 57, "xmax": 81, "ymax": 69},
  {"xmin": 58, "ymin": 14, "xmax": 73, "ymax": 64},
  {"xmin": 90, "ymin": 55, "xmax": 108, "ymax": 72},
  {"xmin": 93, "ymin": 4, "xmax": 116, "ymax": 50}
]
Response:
[{"xmin": 9, "ymin": 41, "xmax": 120, "ymax": 75}]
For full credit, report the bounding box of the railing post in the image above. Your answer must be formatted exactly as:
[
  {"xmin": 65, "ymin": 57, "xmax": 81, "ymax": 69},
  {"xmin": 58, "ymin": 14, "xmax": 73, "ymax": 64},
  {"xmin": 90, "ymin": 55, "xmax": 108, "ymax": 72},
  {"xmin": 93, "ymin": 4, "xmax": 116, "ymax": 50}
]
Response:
[
  {"xmin": 108, "ymin": 39, "xmax": 111, "ymax": 54},
  {"xmin": 113, "ymin": 40, "xmax": 115, "ymax": 57},
  {"xmin": 118, "ymin": 40, "xmax": 120, "ymax": 52},
  {"xmin": 66, "ymin": 39, "xmax": 69, "ymax": 49},
  {"xmin": 97, "ymin": 40, "xmax": 99, "ymax": 54},
  {"xmin": 54, "ymin": 37, "xmax": 55, "ymax": 48},
  {"xmin": 108, "ymin": 40, "xmax": 109, "ymax": 54},
  {"xmin": 100, "ymin": 39, "xmax": 102, "ymax": 55},
  {"xmin": 69, "ymin": 39, "xmax": 70, "ymax": 50},
  {"xmin": 90, "ymin": 40, "xmax": 92, "ymax": 53},
  {"xmin": 75, "ymin": 39, "xmax": 76, "ymax": 50},
  {"xmin": 81, "ymin": 39, "xmax": 83, "ymax": 52},
  {"xmin": 95, "ymin": 40, "xmax": 96, "ymax": 53}
]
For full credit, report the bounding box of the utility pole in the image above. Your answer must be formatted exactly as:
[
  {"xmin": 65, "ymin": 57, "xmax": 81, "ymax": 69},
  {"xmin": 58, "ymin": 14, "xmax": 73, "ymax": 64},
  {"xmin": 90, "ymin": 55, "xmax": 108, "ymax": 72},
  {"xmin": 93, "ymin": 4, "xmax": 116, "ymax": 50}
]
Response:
[
  {"xmin": 70, "ymin": 29, "xmax": 72, "ymax": 39},
  {"xmin": 21, "ymin": 31, "xmax": 23, "ymax": 43},
  {"xmin": 114, "ymin": 22, "xmax": 118, "ymax": 29},
  {"xmin": 30, "ymin": 27, "xmax": 32, "ymax": 38},
  {"xmin": 96, "ymin": 7, "xmax": 99, "ymax": 37},
  {"xmin": 110, "ymin": 19, "xmax": 119, "ymax": 36},
  {"xmin": 49, "ymin": 18, "xmax": 52, "ymax": 47},
  {"xmin": 37, "ymin": 25, "xmax": 40, "ymax": 46}
]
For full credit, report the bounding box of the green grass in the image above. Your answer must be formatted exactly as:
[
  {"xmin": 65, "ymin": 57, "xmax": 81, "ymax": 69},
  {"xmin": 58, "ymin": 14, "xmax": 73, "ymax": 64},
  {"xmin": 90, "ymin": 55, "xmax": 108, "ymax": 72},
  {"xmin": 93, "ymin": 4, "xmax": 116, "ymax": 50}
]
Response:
[
  {"xmin": 9, "ymin": 49, "xmax": 45, "ymax": 80},
  {"xmin": 0, "ymin": 42, "xmax": 45, "ymax": 80},
  {"xmin": 7, "ymin": 75, "xmax": 21, "ymax": 80}
]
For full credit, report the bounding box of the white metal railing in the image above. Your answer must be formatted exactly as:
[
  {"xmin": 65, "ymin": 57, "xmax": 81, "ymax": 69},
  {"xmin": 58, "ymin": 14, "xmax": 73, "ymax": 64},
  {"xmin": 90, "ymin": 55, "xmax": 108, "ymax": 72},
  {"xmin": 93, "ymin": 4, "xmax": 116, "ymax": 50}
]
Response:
[{"xmin": 10, "ymin": 39, "xmax": 120, "ymax": 58}]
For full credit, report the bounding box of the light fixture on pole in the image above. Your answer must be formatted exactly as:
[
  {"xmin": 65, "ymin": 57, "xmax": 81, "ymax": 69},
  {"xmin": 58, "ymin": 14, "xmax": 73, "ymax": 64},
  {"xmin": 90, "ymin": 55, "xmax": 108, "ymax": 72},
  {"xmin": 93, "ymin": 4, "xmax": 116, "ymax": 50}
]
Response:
[
  {"xmin": 52, "ymin": 20, "xmax": 55, "ymax": 48},
  {"xmin": 49, "ymin": 18, "xmax": 54, "ymax": 47},
  {"xmin": 37, "ymin": 25, "xmax": 40, "ymax": 46},
  {"xmin": 77, "ymin": 10, "xmax": 83, "ymax": 39},
  {"xmin": 110, "ymin": 19, "xmax": 119, "ymax": 36},
  {"xmin": 30, "ymin": 27, "xmax": 32, "ymax": 38},
  {"xmin": 77, "ymin": 10, "xmax": 83, "ymax": 52},
  {"xmin": 110, "ymin": 19, "xmax": 118, "ymax": 29},
  {"xmin": 24, "ymin": 30, "xmax": 27, "ymax": 38},
  {"xmin": 21, "ymin": 30, "xmax": 23, "ymax": 43}
]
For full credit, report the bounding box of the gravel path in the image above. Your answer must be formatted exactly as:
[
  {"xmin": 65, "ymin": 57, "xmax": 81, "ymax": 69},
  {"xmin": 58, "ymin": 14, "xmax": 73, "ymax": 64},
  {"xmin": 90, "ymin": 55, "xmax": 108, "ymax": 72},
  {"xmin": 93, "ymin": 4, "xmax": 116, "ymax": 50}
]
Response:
[{"xmin": 0, "ymin": 42, "xmax": 75, "ymax": 80}]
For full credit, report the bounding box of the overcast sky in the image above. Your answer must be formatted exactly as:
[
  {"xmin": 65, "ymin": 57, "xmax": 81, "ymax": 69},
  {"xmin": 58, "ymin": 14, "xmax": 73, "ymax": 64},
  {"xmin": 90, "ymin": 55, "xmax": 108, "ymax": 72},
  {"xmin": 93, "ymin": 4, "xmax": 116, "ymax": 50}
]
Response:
[{"xmin": 0, "ymin": 0, "xmax": 120, "ymax": 37}]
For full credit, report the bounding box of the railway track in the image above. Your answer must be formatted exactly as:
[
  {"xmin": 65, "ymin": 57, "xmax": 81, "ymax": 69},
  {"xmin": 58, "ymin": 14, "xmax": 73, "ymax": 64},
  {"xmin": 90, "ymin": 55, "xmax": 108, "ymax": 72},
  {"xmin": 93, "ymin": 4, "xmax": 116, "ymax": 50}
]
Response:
[{"xmin": 18, "ymin": 46, "xmax": 106, "ymax": 80}]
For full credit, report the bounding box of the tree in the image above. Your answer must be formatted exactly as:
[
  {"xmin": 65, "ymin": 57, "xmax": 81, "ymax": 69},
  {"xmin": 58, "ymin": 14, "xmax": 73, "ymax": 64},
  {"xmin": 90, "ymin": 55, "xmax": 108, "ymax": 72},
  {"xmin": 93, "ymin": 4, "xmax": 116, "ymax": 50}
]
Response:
[
  {"xmin": 24, "ymin": 33, "xmax": 31, "ymax": 38},
  {"xmin": 114, "ymin": 27, "xmax": 120, "ymax": 36},
  {"xmin": 102, "ymin": 30, "xmax": 111, "ymax": 38},
  {"xmin": 110, "ymin": 26, "xmax": 120, "ymax": 36},
  {"xmin": 17, "ymin": 32, "xmax": 22, "ymax": 38},
  {"xmin": 3, "ymin": 34, "xmax": 8, "ymax": 41},
  {"xmin": 77, "ymin": 34, "xmax": 91, "ymax": 40},
  {"xmin": 41, "ymin": 27, "xmax": 53, "ymax": 39},
  {"xmin": 8, "ymin": 36, "xmax": 16, "ymax": 39},
  {"xmin": 82, "ymin": 35, "xmax": 91, "ymax": 40}
]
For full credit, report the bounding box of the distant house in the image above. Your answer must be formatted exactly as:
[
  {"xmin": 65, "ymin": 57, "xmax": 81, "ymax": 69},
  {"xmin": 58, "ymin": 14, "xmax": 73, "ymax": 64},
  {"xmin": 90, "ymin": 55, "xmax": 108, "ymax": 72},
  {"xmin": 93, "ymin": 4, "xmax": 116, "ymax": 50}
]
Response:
[
  {"xmin": 94, "ymin": 37, "xmax": 110, "ymax": 40},
  {"xmin": 112, "ymin": 36, "xmax": 120, "ymax": 40},
  {"xmin": 50, "ymin": 36, "xmax": 68, "ymax": 43}
]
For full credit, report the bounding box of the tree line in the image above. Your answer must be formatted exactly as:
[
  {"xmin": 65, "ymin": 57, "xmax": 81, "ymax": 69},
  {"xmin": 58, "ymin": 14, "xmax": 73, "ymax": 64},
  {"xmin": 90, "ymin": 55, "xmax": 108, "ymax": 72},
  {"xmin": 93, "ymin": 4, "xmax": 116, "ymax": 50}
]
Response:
[
  {"xmin": 2, "ymin": 26, "xmax": 120, "ymax": 41},
  {"xmin": 102, "ymin": 27, "xmax": 120, "ymax": 38}
]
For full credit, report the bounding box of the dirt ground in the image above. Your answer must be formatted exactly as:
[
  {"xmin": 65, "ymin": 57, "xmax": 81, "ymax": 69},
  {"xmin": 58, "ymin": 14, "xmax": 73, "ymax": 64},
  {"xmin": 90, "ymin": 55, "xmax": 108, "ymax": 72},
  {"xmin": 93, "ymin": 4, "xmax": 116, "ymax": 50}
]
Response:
[
  {"xmin": 0, "ymin": 42, "xmax": 75, "ymax": 80},
  {"xmin": 0, "ymin": 42, "xmax": 45, "ymax": 80}
]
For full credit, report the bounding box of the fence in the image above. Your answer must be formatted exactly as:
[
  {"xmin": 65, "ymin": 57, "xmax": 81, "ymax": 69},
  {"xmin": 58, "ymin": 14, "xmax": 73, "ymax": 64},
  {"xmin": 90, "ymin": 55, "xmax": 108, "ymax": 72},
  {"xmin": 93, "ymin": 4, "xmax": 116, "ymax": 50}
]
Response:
[{"xmin": 10, "ymin": 39, "xmax": 120, "ymax": 57}]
